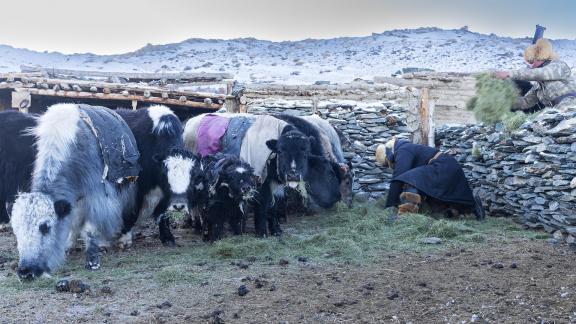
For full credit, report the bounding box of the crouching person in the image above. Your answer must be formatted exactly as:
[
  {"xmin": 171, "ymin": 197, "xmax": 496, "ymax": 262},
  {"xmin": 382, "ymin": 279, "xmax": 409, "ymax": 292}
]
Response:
[{"xmin": 375, "ymin": 138, "xmax": 484, "ymax": 220}]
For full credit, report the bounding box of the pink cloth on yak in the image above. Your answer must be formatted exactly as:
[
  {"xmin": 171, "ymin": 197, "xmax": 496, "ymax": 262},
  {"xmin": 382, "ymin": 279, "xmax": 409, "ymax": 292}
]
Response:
[{"xmin": 196, "ymin": 114, "xmax": 230, "ymax": 157}]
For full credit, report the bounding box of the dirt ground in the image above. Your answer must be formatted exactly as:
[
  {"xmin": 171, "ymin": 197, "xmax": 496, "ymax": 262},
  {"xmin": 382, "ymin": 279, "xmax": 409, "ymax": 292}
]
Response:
[{"xmin": 1, "ymin": 212, "xmax": 576, "ymax": 324}]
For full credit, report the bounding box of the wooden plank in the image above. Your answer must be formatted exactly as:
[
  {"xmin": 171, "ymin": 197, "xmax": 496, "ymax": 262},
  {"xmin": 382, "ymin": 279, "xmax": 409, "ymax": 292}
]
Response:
[
  {"xmin": 17, "ymin": 88, "xmax": 221, "ymax": 109},
  {"xmin": 31, "ymin": 77, "xmax": 228, "ymax": 99},
  {"xmin": 419, "ymin": 88, "xmax": 430, "ymax": 146},
  {"xmin": 0, "ymin": 74, "xmax": 233, "ymax": 103}
]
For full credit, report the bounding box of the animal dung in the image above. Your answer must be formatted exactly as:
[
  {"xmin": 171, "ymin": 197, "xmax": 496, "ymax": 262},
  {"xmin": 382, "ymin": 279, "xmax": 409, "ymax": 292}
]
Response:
[
  {"xmin": 238, "ymin": 284, "xmax": 250, "ymax": 296},
  {"xmin": 55, "ymin": 279, "xmax": 90, "ymax": 294}
]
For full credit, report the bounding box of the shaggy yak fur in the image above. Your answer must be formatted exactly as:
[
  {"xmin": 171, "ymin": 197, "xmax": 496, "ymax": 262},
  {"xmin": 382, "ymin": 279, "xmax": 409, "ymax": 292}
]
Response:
[
  {"xmin": 0, "ymin": 110, "xmax": 37, "ymax": 227},
  {"xmin": 116, "ymin": 105, "xmax": 202, "ymax": 246},
  {"xmin": 196, "ymin": 153, "xmax": 256, "ymax": 241},
  {"xmin": 11, "ymin": 104, "xmax": 138, "ymax": 279}
]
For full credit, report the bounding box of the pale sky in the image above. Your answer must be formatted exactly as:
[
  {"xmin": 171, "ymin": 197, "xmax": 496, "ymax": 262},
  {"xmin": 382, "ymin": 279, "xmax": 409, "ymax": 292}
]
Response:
[{"xmin": 0, "ymin": 0, "xmax": 574, "ymax": 55}]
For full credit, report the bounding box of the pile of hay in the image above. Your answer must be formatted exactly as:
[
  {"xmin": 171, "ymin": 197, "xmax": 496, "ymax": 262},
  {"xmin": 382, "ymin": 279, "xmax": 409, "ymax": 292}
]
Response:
[{"xmin": 467, "ymin": 73, "xmax": 528, "ymax": 130}]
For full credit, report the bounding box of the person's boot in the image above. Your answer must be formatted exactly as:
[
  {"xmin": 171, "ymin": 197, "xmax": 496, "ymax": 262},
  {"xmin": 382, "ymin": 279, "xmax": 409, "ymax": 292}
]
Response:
[
  {"xmin": 398, "ymin": 202, "xmax": 420, "ymax": 214},
  {"xmin": 445, "ymin": 208, "xmax": 460, "ymax": 218},
  {"xmin": 398, "ymin": 185, "xmax": 422, "ymax": 215}
]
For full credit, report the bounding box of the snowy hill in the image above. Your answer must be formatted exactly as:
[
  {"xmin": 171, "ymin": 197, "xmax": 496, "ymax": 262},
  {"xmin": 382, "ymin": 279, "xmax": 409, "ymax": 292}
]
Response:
[{"xmin": 1, "ymin": 27, "xmax": 575, "ymax": 85}]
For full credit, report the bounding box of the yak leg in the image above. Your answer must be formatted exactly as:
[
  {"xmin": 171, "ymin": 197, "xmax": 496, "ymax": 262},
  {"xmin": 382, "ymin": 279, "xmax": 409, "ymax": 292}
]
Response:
[
  {"xmin": 203, "ymin": 219, "xmax": 211, "ymax": 242},
  {"xmin": 84, "ymin": 232, "xmax": 101, "ymax": 271},
  {"xmin": 0, "ymin": 199, "xmax": 9, "ymax": 230},
  {"xmin": 191, "ymin": 207, "xmax": 203, "ymax": 235},
  {"xmin": 254, "ymin": 185, "xmax": 271, "ymax": 237},
  {"xmin": 268, "ymin": 200, "xmax": 283, "ymax": 236},
  {"xmin": 213, "ymin": 218, "xmax": 223, "ymax": 241},
  {"xmin": 229, "ymin": 206, "xmax": 243, "ymax": 235},
  {"xmin": 118, "ymin": 190, "xmax": 145, "ymax": 249},
  {"xmin": 118, "ymin": 203, "xmax": 139, "ymax": 250},
  {"xmin": 153, "ymin": 197, "xmax": 175, "ymax": 246}
]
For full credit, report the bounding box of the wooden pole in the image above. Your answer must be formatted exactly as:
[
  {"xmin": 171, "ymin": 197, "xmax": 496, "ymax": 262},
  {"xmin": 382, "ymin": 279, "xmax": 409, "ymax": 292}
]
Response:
[
  {"xmin": 226, "ymin": 97, "xmax": 239, "ymax": 113},
  {"xmin": 239, "ymin": 95, "xmax": 247, "ymax": 113},
  {"xmin": 226, "ymin": 81, "xmax": 233, "ymax": 95},
  {"xmin": 428, "ymin": 98, "xmax": 435, "ymax": 147},
  {"xmin": 14, "ymin": 88, "xmax": 221, "ymax": 110},
  {"xmin": 419, "ymin": 88, "xmax": 430, "ymax": 146}
]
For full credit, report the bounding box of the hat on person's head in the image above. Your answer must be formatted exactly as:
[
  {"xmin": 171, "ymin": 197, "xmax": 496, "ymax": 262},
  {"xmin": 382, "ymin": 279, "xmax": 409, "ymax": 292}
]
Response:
[
  {"xmin": 524, "ymin": 38, "xmax": 557, "ymax": 62},
  {"xmin": 375, "ymin": 137, "xmax": 396, "ymax": 168}
]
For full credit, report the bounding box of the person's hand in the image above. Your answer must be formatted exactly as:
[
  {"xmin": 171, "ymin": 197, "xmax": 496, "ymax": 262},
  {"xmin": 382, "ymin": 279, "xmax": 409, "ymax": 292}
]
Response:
[{"xmin": 494, "ymin": 71, "xmax": 510, "ymax": 80}]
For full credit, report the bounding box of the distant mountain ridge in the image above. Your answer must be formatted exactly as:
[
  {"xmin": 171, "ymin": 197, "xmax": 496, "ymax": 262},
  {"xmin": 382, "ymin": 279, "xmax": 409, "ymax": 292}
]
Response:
[{"xmin": 1, "ymin": 27, "xmax": 575, "ymax": 84}]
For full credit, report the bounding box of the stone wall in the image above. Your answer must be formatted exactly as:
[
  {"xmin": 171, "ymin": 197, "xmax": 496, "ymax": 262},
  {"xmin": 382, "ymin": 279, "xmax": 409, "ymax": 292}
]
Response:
[
  {"xmin": 436, "ymin": 109, "xmax": 576, "ymax": 235},
  {"xmin": 245, "ymin": 83, "xmax": 420, "ymax": 200}
]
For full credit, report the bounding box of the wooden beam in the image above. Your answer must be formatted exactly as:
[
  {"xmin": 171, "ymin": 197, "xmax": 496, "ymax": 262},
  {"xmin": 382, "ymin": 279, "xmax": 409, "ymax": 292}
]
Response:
[
  {"xmin": 16, "ymin": 88, "xmax": 221, "ymax": 110},
  {"xmin": 0, "ymin": 76, "xmax": 230, "ymax": 101},
  {"xmin": 20, "ymin": 66, "xmax": 233, "ymax": 83}
]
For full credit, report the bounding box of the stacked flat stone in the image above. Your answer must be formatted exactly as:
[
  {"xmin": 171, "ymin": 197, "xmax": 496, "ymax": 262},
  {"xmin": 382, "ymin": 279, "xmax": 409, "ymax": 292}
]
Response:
[
  {"xmin": 436, "ymin": 109, "xmax": 576, "ymax": 235},
  {"xmin": 246, "ymin": 98, "xmax": 419, "ymax": 200}
]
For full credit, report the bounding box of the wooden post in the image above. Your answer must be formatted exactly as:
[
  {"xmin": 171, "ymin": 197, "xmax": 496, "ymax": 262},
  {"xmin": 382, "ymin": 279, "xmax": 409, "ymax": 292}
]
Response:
[
  {"xmin": 226, "ymin": 81, "xmax": 233, "ymax": 95},
  {"xmin": 12, "ymin": 91, "xmax": 31, "ymax": 113},
  {"xmin": 239, "ymin": 95, "xmax": 247, "ymax": 113},
  {"xmin": 131, "ymin": 99, "xmax": 138, "ymax": 110},
  {"xmin": 428, "ymin": 98, "xmax": 436, "ymax": 147},
  {"xmin": 419, "ymin": 88, "xmax": 430, "ymax": 146},
  {"xmin": 226, "ymin": 97, "xmax": 239, "ymax": 113}
]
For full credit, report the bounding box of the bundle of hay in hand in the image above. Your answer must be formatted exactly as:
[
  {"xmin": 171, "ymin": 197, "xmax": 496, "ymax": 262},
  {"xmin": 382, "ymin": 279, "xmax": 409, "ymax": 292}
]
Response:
[{"xmin": 467, "ymin": 73, "xmax": 528, "ymax": 130}]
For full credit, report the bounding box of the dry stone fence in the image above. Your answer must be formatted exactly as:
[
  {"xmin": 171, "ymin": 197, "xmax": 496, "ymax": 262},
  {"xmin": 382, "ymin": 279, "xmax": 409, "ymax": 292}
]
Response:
[{"xmin": 437, "ymin": 109, "xmax": 576, "ymax": 236}]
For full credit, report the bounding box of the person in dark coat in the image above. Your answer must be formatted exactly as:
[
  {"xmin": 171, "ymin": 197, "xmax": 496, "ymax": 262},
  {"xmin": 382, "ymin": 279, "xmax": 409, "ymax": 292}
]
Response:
[{"xmin": 375, "ymin": 138, "xmax": 484, "ymax": 219}]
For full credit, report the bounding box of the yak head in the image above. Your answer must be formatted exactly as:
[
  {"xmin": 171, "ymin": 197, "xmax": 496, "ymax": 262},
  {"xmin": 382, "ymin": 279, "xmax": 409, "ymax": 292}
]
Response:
[
  {"xmin": 337, "ymin": 161, "xmax": 354, "ymax": 208},
  {"xmin": 266, "ymin": 128, "xmax": 312, "ymax": 189},
  {"xmin": 11, "ymin": 192, "xmax": 73, "ymax": 280},
  {"xmin": 157, "ymin": 147, "xmax": 204, "ymax": 213},
  {"xmin": 206, "ymin": 154, "xmax": 257, "ymax": 203}
]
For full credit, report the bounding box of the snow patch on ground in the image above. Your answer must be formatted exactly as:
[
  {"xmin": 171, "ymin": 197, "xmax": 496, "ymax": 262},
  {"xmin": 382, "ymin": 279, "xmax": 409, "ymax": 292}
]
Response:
[{"xmin": 1, "ymin": 27, "xmax": 575, "ymax": 85}]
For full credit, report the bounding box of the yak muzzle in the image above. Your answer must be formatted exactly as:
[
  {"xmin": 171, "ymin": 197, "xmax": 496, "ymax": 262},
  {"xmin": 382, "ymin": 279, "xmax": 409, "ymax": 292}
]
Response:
[{"xmin": 17, "ymin": 263, "xmax": 47, "ymax": 280}]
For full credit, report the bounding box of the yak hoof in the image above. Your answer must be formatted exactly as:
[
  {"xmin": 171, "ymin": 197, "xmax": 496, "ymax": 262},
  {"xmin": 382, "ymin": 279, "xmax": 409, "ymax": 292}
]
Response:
[
  {"xmin": 85, "ymin": 261, "xmax": 101, "ymax": 271},
  {"xmin": 270, "ymin": 228, "xmax": 283, "ymax": 237},
  {"xmin": 162, "ymin": 239, "xmax": 176, "ymax": 247},
  {"xmin": 117, "ymin": 231, "xmax": 133, "ymax": 250},
  {"xmin": 445, "ymin": 208, "xmax": 460, "ymax": 218},
  {"xmin": 0, "ymin": 223, "xmax": 10, "ymax": 232}
]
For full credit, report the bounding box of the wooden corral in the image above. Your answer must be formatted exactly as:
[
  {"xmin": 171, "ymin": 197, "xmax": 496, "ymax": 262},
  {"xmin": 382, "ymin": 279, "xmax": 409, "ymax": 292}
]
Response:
[
  {"xmin": 0, "ymin": 68, "xmax": 237, "ymax": 119},
  {"xmin": 375, "ymin": 72, "xmax": 477, "ymax": 126}
]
